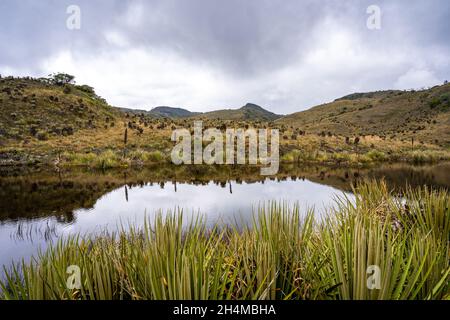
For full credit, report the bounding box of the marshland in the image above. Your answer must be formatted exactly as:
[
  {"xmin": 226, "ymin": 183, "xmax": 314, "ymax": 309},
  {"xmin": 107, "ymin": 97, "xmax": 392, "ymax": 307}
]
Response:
[
  {"xmin": 1, "ymin": 2, "xmax": 450, "ymax": 302},
  {"xmin": 0, "ymin": 163, "xmax": 449, "ymax": 300}
]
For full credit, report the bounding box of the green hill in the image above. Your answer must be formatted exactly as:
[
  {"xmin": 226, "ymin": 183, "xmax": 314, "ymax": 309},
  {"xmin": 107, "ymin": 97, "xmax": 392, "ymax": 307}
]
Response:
[
  {"xmin": 0, "ymin": 75, "xmax": 120, "ymax": 143},
  {"xmin": 277, "ymin": 84, "xmax": 450, "ymax": 146},
  {"xmin": 150, "ymin": 106, "xmax": 200, "ymax": 118},
  {"xmin": 115, "ymin": 107, "xmax": 159, "ymax": 118},
  {"xmin": 194, "ymin": 103, "xmax": 282, "ymax": 121},
  {"xmin": 123, "ymin": 104, "xmax": 281, "ymax": 121}
]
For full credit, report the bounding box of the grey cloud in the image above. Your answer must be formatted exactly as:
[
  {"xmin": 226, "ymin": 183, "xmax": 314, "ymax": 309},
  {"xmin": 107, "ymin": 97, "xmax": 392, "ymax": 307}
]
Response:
[
  {"xmin": 0, "ymin": 0, "xmax": 449, "ymax": 113},
  {"xmin": 0, "ymin": 0, "xmax": 126, "ymax": 70}
]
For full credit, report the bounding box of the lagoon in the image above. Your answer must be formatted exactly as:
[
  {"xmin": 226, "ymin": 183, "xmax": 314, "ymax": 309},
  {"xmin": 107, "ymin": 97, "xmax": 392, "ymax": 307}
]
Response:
[{"xmin": 0, "ymin": 162, "xmax": 449, "ymax": 272}]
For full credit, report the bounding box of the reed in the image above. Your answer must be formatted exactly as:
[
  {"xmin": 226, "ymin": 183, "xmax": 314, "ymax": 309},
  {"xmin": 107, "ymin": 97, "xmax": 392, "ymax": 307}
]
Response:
[{"xmin": 1, "ymin": 181, "xmax": 448, "ymax": 300}]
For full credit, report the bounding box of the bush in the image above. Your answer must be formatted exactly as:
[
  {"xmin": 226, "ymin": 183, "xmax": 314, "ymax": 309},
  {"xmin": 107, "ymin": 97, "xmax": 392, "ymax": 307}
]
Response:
[
  {"xmin": 281, "ymin": 150, "xmax": 301, "ymax": 162},
  {"xmin": 93, "ymin": 150, "xmax": 120, "ymax": 169},
  {"xmin": 146, "ymin": 151, "xmax": 164, "ymax": 163},
  {"xmin": 63, "ymin": 86, "xmax": 71, "ymax": 94},
  {"xmin": 408, "ymin": 150, "xmax": 444, "ymax": 164},
  {"xmin": 62, "ymin": 152, "xmax": 96, "ymax": 166},
  {"xmin": 128, "ymin": 149, "xmax": 150, "ymax": 162},
  {"xmin": 429, "ymin": 97, "xmax": 440, "ymax": 109},
  {"xmin": 366, "ymin": 150, "xmax": 386, "ymax": 162},
  {"xmin": 36, "ymin": 131, "xmax": 48, "ymax": 141},
  {"xmin": 76, "ymin": 84, "xmax": 96, "ymax": 95}
]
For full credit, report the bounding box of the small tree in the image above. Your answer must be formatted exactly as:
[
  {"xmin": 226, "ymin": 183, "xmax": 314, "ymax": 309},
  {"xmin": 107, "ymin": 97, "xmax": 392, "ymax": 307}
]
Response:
[
  {"xmin": 48, "ymin": 73, "xmax": 75, "ymax": 86},
  {"xmin": 76, "ymin": 84, "xmax": 95, "ymax": 95}
]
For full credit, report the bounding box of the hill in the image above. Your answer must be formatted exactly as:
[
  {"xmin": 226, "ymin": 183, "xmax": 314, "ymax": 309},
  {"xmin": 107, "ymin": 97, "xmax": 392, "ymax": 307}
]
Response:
[
  {"xmin": 277, "ymin": 84, "xmax": 450, "ymax": 146},
  {"xmin": 0, "ymin": 75, "xmax": 120, "ymax": 142},
  {"xmin": 120, "ymin": 104, "xmax": 281, "ymax": 121},
  {"xmin": 115, "ymin": 107, "xmax": 158, "ymax": 118},
  {"xmin": 194, "ymin": 103, "xmax": 282, "ymax": 121},
  {"xmin": 116, "ymin": 103, "xmax": 282, "ymax": 121},
  {"xmin": 150, "ymin": 106, "xmax": 200, "ymax": 118},
  {"xmin": 1, "ymin": 75, "xmax": 449, "ymax": 167}
]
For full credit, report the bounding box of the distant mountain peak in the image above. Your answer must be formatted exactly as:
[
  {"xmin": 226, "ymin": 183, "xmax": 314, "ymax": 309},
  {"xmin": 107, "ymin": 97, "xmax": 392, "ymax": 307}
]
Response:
[
  {"xmin": 240, "ymin": 103, "xmax": 265, "ymax": 111},
  {"xmin": 120, "ymin": 103, "xmax": 282, "ymax": 121},
  {"xmin": 150, "ymin": 106, "xmax": 200, "ymax": 118},
  {"xmin": 151, "ymin": 106, "xmax": 182, "ymax": 112}
]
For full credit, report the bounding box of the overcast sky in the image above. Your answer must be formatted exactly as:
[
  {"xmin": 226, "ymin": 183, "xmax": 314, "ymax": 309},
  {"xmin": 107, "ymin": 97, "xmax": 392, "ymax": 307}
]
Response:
[{"xmin": 1, "ymin": 0, "xmax": 449, "ymax": 114}]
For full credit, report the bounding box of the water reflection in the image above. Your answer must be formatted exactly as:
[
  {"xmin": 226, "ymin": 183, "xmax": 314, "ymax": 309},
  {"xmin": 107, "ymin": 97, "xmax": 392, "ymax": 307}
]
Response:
[{"xmin": 0, "ymin": 162, "xmax": 449, "ymax": 269}]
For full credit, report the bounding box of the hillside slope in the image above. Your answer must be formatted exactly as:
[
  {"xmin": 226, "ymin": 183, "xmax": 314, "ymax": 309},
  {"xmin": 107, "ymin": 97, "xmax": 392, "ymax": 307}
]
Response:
[
  {"xmin": 116, "ymin": 104, "xmax": 278, "ymax": 121},
  {"xmin": 0, "ymin": 76, "xmax": 120, "ymax": 142},
  {"xmin": 194, "ymin": 103, "xmax": 282, "ymax": 121},
  {"xmin": 277, "ymin": 84, "xmax": 450, "ymax": 146},
  {"xmin": 150, "ymin": 106, "xmax": 200, "ymax": 118}
]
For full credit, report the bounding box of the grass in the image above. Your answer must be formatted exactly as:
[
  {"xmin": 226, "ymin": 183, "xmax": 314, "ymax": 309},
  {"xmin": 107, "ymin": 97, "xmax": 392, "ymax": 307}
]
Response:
[
  {"xmin": 1, "ymin": 180, "xmax": 448, "ymax": 300},
  {"xmin": 60, "ymin": 149, "xmax": 167, "ymax": 169},
  {"xmin": 54, "ymin": 133, "xmax": 450, "ymax": 169},
  {"xmin": 279, "ymin": 134, "xmax": 450, "ymax": 166},
  {"xmin": 2, "ymin": 114, "xmax": 450, "ymax": 167}
]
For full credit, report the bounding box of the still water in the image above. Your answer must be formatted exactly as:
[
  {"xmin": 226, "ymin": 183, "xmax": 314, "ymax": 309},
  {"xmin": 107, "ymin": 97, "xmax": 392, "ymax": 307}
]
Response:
[{"xmin": 0, "ymin": 162, "xmax": 449, "ymax": 270}]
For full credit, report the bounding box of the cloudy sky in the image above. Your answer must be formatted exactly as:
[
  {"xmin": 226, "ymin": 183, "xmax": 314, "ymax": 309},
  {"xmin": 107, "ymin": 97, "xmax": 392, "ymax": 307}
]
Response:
[{"xmin": 1, "ymin": 0, "xmax": 449, "ymax": 114}]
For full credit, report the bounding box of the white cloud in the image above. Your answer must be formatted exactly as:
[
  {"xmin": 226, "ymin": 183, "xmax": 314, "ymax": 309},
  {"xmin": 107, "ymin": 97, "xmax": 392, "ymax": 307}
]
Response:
[
  {"xmin": 394, "ymin": 68, "xmax": 441, "ymax": 90},
  {"xmin": 40, "ymin": 48, "xmax": 238, "ymax": 111},
  {"xmin": 104, "ymin": 31, "xmax": 130, "ymax": 48}
]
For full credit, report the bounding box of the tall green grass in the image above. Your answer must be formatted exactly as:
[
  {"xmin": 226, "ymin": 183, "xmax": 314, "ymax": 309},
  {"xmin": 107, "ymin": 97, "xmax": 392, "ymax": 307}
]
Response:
[{"xmin": 1, "ymin": 181, "xmax": 448, "ymax": 300}]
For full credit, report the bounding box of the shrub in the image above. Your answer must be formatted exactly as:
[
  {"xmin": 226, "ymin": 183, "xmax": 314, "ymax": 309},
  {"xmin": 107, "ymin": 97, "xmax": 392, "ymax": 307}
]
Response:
[
  {"xmin": 128, "ymin": 149, "xmax": 149, "ymax": 162},
  {"xmin": 429, "ymin": 97, "xmax": 440, "ymax": 108},
  {"xmin": 408, "ymin": 150, "xmax": 444, "ymax": 164},
  {"xmin": 36, "ymin": 131, "xmax": 48, "ymax": 141},
  {"xmin": 93, "ymin": 150, "xmax": 120, "ymax": 169},
  {"xmin": 147, "ymin": 151, "xmax": 164, "ymax": 163},
  {"xmin": 76, "ymin": 84, "xmax": 96, "ymax": 95},
  {"xmin": 29, "ymin": 126, "xmax": 38, "ymax": 136},
  {"xmin": 281, "ymin": 150, "xmax": 301, "ymax": 162},
  {"xmin": 63, "ymin": 86, "xmax": 71, "ymax": 94},
  {"xmin": 366, "ymin": 150, "xmax": 386, "ymax": 162},
  {"xmin": 62, "ymin": 152, "xmax": 96, "ymax": 166}
]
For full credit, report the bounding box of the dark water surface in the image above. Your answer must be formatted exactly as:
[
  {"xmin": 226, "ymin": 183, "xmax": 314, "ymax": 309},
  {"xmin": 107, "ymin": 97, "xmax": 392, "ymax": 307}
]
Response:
[{"xmin": 1, "ymin": 162, "xmax": 449, "ymax": 270}]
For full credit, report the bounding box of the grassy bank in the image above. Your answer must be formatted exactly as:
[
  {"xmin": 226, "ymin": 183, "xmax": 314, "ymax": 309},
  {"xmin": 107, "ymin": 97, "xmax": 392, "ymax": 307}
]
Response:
[
  {"xmin": 1, "ymin": 181, "xmax": 449, "ymax": 300},
  {"xmin": 2, "ymin": 116, "xmax": 450, "ymax": 168},
  {"xmin": 58, "ymin": 145, "xmax": 450, "ymax": 169}
]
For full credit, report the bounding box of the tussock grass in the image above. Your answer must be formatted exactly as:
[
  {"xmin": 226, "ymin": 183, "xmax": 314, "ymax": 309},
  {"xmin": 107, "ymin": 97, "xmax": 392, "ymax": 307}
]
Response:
[{"xmin": 1, "ymin": 181, "xmax": 448, "ymax": 300}]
